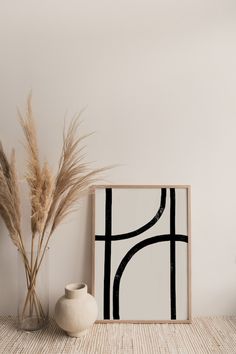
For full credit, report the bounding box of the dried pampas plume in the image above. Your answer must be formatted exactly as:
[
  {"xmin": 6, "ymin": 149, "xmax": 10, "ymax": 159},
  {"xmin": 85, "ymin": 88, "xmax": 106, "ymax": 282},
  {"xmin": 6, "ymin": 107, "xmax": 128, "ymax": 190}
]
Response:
[
  {"xmin": 0, "ymin": 143, "xmax": 21, "ymax": 248},
  {"xmin": 0, "ymin": 94, "xmax": 108, "ymax": 320}
]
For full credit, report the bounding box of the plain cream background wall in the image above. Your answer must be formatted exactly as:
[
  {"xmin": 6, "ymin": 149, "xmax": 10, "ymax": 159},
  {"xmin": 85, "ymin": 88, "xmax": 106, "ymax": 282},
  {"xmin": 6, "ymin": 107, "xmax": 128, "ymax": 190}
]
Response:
[{"xmin": 0, "ymin": 0, "xmax": 236, "ymax": 316}]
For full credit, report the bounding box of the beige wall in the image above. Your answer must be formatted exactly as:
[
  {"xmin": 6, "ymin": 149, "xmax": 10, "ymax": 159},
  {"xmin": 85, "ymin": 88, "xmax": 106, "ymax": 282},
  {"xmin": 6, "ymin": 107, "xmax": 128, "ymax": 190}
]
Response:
[{"xmin": 0, "ymin": 0, "xmax": 236, "ymax": 316}]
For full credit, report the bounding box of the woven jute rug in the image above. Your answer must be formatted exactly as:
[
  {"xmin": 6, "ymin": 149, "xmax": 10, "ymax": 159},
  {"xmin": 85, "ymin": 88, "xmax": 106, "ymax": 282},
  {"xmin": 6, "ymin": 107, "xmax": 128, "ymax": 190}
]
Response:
[{"xmin": 0, "ymin": 316, "xmax": 235, "ymax": 353}]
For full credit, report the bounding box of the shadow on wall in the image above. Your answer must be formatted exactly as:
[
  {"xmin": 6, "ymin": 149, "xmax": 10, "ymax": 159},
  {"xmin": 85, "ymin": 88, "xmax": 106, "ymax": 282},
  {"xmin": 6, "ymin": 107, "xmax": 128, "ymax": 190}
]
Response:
[{"xmin": 80, "ymin": 194, "xmax": 93, "ymax": 292}]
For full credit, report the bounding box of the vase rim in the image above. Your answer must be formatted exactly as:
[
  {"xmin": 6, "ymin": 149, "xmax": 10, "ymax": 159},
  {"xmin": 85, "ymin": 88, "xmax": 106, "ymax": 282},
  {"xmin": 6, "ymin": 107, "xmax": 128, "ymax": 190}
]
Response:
[{"xmin": 65, "ymin": 282, "xmax": 87, "ymax": 292}]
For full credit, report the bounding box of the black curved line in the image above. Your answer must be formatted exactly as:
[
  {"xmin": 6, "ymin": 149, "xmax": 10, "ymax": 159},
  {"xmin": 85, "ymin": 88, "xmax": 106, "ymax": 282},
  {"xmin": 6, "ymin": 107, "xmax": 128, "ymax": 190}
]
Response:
[
  {"xmin": 112, "ymin": 233, "xmax": 188, "ymax": 320},
  {"xmin": 96, "ymin": 188, "xmax": 167, "ymax": 241}
]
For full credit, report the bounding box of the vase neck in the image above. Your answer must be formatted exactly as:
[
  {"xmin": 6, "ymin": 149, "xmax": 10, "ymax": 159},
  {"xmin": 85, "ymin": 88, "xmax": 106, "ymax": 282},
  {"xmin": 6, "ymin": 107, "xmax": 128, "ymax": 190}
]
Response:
[{"xmin": 65, "ymin": 283, "xmax": 87, "ymax": 299}]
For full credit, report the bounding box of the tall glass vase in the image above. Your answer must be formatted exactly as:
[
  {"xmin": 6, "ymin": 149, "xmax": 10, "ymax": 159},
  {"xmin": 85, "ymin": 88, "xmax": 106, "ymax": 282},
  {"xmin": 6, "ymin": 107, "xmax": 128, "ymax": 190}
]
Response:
[{"xmin": 17, "ymin": 248, "xmax": 49, "ymax": 331}]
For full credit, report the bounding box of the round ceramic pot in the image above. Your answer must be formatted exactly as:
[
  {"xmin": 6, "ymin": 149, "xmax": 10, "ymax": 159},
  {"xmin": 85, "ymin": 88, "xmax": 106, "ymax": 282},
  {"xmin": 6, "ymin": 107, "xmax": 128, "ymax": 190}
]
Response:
[{"xmin": 55, "ymin": 283, "xmax": 98, "ymax": 337}]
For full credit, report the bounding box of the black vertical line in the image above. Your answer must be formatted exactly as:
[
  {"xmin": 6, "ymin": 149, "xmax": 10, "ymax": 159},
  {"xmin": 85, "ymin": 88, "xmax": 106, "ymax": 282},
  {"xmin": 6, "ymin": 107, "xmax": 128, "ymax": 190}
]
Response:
[
  {"xmin": 103, "ymin": 188, "xmax": 112, "ymax": 319},
  {"xmin": 170, "ymin": 188, "xmax": 176, "ymax": 320}
]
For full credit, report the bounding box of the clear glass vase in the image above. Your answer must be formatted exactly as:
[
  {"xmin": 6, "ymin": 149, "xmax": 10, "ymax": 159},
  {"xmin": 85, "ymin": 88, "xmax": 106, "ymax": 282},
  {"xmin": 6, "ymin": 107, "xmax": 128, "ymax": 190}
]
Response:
[{"xmin": 17, "ymin": 248, "xmax": 49, "ymax": 331}]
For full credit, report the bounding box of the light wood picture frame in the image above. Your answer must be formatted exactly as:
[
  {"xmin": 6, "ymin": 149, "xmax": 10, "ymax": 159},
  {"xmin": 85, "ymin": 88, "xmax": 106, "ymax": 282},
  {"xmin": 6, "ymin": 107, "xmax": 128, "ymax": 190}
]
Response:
[{"xmin": 92, "ymin": 185, "xmax": 191, "ymax": 323}]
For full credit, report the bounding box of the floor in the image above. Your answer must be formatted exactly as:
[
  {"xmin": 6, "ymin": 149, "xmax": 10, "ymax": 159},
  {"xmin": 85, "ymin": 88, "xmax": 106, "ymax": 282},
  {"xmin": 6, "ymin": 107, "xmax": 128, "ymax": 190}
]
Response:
[{"xmin": 0, "ymin": 316, "xmax": 235, "ymax": 353}]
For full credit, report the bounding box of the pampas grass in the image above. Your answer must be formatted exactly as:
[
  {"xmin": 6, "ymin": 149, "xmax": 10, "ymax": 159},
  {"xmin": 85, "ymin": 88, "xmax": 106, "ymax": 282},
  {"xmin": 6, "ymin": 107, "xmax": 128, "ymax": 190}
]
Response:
[{"xmin": 0, "ymin": 94, "xmax": 106, "ymax": 326}]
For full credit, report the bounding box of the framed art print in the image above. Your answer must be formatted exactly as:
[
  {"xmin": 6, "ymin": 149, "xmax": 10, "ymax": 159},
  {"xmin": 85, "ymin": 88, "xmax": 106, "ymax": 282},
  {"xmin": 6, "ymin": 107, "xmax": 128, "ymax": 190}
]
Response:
[{"xmin": 92, "ymin": 185, "xmax": 191, "ymax": 323}]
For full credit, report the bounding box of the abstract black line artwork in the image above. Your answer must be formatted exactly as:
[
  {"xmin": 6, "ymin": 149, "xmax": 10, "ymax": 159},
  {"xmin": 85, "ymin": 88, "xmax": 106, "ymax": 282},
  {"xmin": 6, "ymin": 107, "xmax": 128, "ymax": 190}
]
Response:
[{"xmin": 93, "ymin": 185, "xmax": 191, "ymax": 322}]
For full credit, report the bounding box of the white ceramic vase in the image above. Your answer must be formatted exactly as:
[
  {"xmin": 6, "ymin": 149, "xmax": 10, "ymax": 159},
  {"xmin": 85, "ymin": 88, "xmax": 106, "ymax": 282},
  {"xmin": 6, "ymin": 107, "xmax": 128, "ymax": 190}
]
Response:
[{"xmin": 55, "ymin": 283, "xmax": 98, "ymax": 337}]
